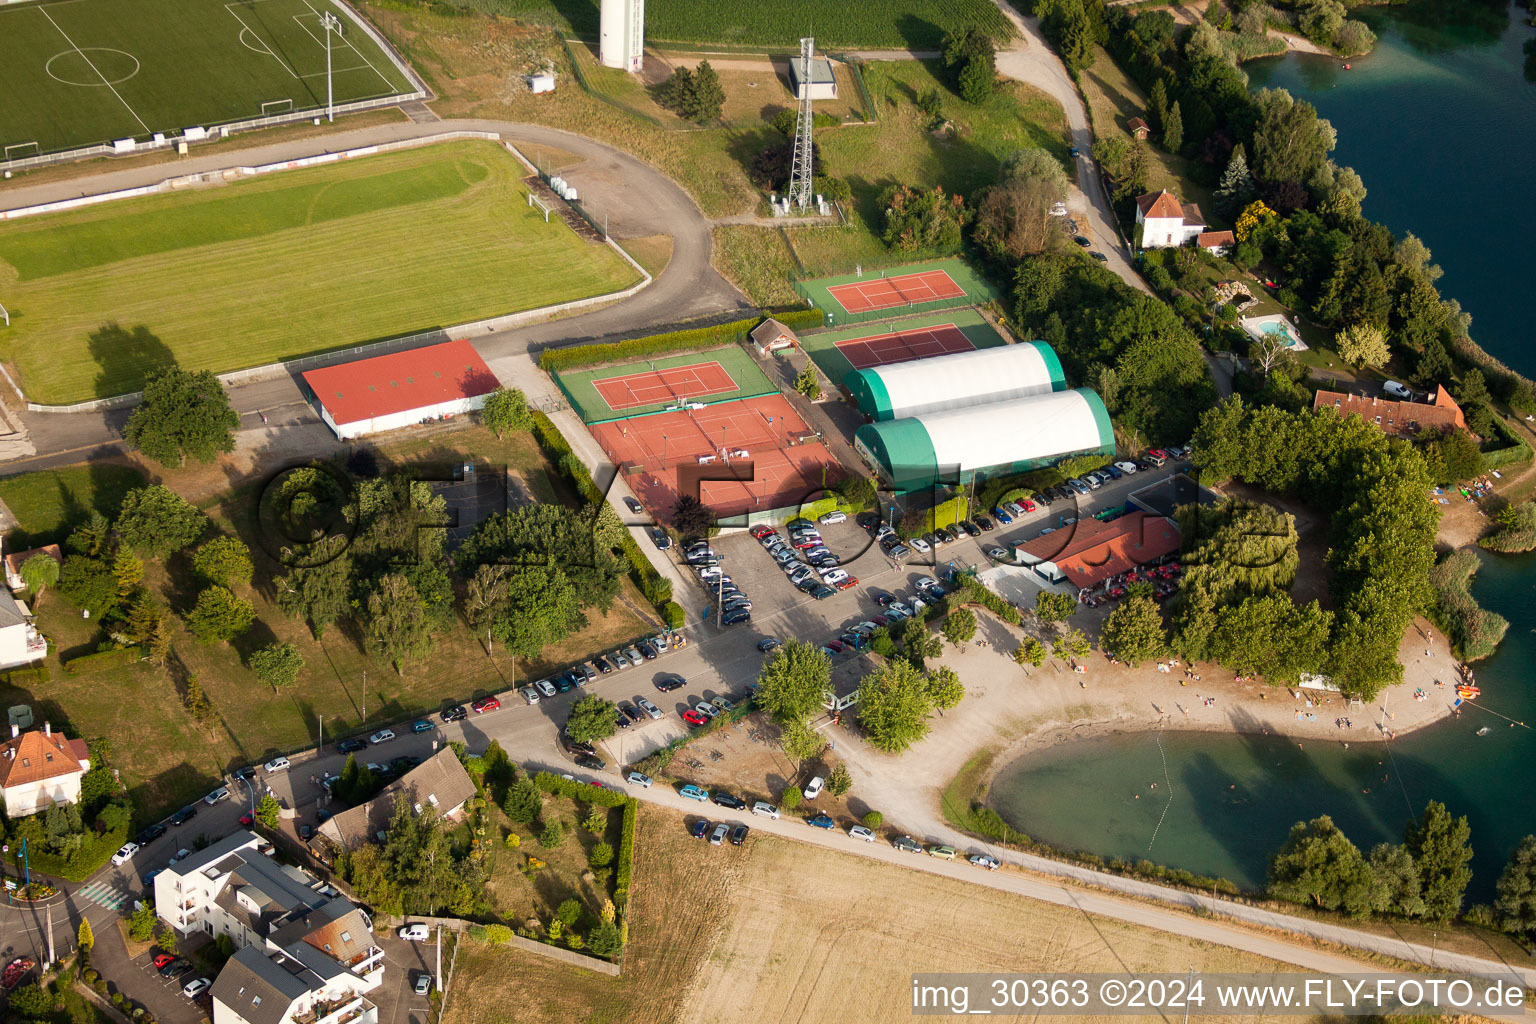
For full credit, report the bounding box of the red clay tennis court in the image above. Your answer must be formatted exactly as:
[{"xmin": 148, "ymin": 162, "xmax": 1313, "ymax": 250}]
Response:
[
  {"xmin": 590, "ymin": 360, "xmax": 738, "ymax": 411},
  {"xmin": 826, "ymin": 269, "xmax": 967, "ymax": 314},
  {"xmin": 834, "ymin": 322, "xmax": 976, "ymax": 369},
  {"xmin": 590, "ymin": 395, "xmax": 841, "ymax": 520}
]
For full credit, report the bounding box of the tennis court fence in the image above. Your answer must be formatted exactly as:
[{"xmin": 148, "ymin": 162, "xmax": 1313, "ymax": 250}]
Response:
[{"xmin": 789, "ymin": 275, "xmax": 976, "ymax": 326}]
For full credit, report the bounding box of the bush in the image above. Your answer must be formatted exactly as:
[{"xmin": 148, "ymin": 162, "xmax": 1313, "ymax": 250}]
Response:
[
  {"xmin": 83, "ymin": 969, "xmax": 99, "ymax": 984},
  {"xmin": 781, "ymin": 787, "xmax": 801, "ymax": 811},
  {"xmin": 538, "ymin": 822, "xmax": 565, "ymax": 849},
  {"xmin": 862, "ymin": 811, "xmax": 884, "ymax": 828},
  {"xmin": 556, "ymin": 898, "xmax": 582, "ymax": 927},
  {"xmin": 589, "ymin": 841, "xmax": 614, "ymax": 868},
  {"xmin": 62, "ymin": 646, "xmax": 142, "ymax": 675},
  {"xmin": 661, "ymin": 601, "xmax": 686, "ymax": 628},
  {"xmin": 483, "ymin": 923, "xmax": 513, "ymax": 944}
]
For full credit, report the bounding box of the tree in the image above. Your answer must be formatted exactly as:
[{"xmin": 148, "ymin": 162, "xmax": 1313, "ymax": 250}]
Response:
[
  {"xmin": 941, "ymin": 607, "xmax": 977, "ymax": 646},
  {"xmin": 115, "ymin": 484, "xmax": 206, "ymax": 556},
  {"xmin": 367, "ymin": 573, "xmax": 432, "ymax": 673},
  {"xmin": 1162, "ymin": 100, "xmax": 1183, "ymax": 153},
  {"xmin": 504, "ymin": 778, "xmax": 542, "ymax": 824},
  {"xmin": 975, "ymin": 176, "xmax": 1066, "ymax": 258},
  {"xmin": 1053, "ymin": 627, "xmax": 1091, "ymax": 662},
  {"xmin": 491, "ymin": 564, "xmax": 586, "ymax": 659},
  {"xmin": 1495, "ymin": 835, "xmax": 1536, "ymax": 938},
  {"xmin": 1268, "ymin": 815, "xmax": 1374, "ymax": 916},
  {"xmin": 688, "ymin": 60, "xmax": 725, "ymax": 121},
  {"xmin": 111, "ymin": 549, "xmax": 143, "ymax": 598},
  {"xmin": 11, "ymin": 554, "xmax": 56, "ymax": 614},
  {"xmin": 480, "ymin": 387, "xmax": 532, "ymax": 438},
  {"xmin": 780, "ymin": 719, "xmax": 827, "ymax": 763},
  {"xmin": 827, "ymin": 762, "xmax": 852, "ymax": 797},
  {"xmin": 6, "ymin": 982, "xmax": 50, "ymax": 1021},
  {"xmin": 1213, "ymin": 145, "xmax": 1257, "ymax": 217},
  {"xmin": 1035, "ymin": 590, "xmax": 1078, "ymax": 623},
  {"xmin": 856, "ymin": 659, "xmax": 935, "ymax": 753},
  {"xmin": 757, "ymin": 641, "xmax": 832, "ymax": 725},
  {"xmin": 878, "ymin": 183, "xmax": 970, "ymax": 255},
  {"xmin": 274, "ymin": 540, "xmax": 352, "ymax": 639},
  {"xmin": 192, "ymin": 536, "xmax": 253, "ymax": 589},
  {"xmin": 256, "ymin": 794, "xmax": 280, "ymax": 828},
  {"xmin": 1335, "ymin": 323, "xmax": 1390, "ymax": 369},
  {"xmin": 128, "ymin": 899, "xmax": 158, "ymax": 941},
  {"xmin": 1404, "ymin": 800, "xmax": 1474, "ymax": 923},
  {"xmin": 187, "ymin": 585, "xmax": 255, "ymax": 644},
  {"xmin": 1100, "ymin": 594, "xmax": 1167, "ymax": 666},
  {"xmin": 127, "ymin": 596, "xmax": 173, "ymax": 665},
  {"xmin": 588, "ymin": 919, "xmax": 622, "ymax": 957},
  {"xmin": 1147, "ymin": 79, "xmax": 1168, "ymax": 133},
  {"xmin": 793, "ymin": 365, "xmax": 822, "ymax": 400},
  {"xmin": 123, "ymin": 367, "xmax": 239, "ymax": 466},
  {"xmin": 184, "ymin": 674, "xmax": 214, "ymax": 724},
  {"xmin": 78, "ymin": 915, "xmax": 95, "ymax": 951},
  {"xmin": 1249, "ymin": 89, "xmax": 1336, "ymax": 189},
  {"xmin": 566, "ymin": 695, "xmax": 618, "ymax": 743},
  {"xmin": 1015, "ymin": 637, "xmax": 1047, "ymax": 667},
  {"xmin": 671, "ymin": 494, "xmax": 716, "ymax": 540},
  {"xmin": 958, "ymin": 56, "xmax": 995, "ymax": 104},
  {"xmin": 250, "ymin": 642, "xmax": 304, "ymax": 691},
  {"xmin": 1365, "ymin": 843, "xmax": 1425, "ymax": 917},
  {"xmin": 901, "ymin": 616, "xmax": 942, "ymax": 666},
  {"xmin": 925, "ymin": 665, "xmax": 965, "ymax": 711}
]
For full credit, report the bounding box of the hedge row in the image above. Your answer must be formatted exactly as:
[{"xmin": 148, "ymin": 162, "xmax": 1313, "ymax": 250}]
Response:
[
  {"xmin": 23, "ymin": 816, "xmax": 131, "ymax": 881},
  {"xmin": 533, "ymin": 770, "xmax": 629, "ymax": 808},
  {"xmin": 614, "ymin": 798, "xmax": 637, "ymax": 911},
  {"xmin": 530, "ymin": 412, "xmax": 673, "ymax": 610},
  {"xmin": 953, "ymin": 578, "xmax": 1022, "ymax": 626},
  {"xmin": 539, "ymin": 317, "xmax": 761, "ymax": 372},
  {"xmin": 899, "ymin": 496, "xmax": 968, "ymax": 538},
  {"xmin": 1, "ymin": 664, "xmax": 49, "ymax": 686},
  {"xmin": 62, "ymin": 646, "xmax": 142, "ymax": 675},
  {"xmin": 1481, "ymin": 416, "xmax": 1534, "ymax": 470}
]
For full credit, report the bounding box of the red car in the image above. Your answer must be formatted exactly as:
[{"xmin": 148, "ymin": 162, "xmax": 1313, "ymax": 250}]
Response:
[
  {"xmin": 1147, "ymin": 448, "xmax": 1168, "ymax": 459},
  {"xmin": 791, "ymin": 535, "xmax": 822, "ymax": 550},
  {"xmin": 238, "ymin": 813, "xmax": 254, "ymax": 827},
  {"xmin": 749, "ymin": 524, "xmax": 775, "ymax": 539},
  {"xmin": 472, "ymin": 696, "xmax": 501, "ymax": 713},
  {"xmin": 1019, "ymin": 497, "xmax": 1037, "ymax": 512},
  {"xmin": 832, "ymin": 576, "xmax": 859, "ymax": 591},
  {"xmin": 825, "ymin": 639, "xmax": 847, "ymax": 653},
  {"xmin": 153, "ymin": 954, "xmax": 176, "ymax": 969},
  {"xmin": 682, "ymin": 709, "xmax": 709, "ymax": 727}
]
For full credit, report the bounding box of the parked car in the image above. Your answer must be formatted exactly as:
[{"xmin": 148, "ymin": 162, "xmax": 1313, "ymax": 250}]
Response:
[
  {"xmin": 298, "ymin": 824, "xmax": 313, "ymax": 841},
  {"xmin": 710, "ymin": 696, "xmax": 735, "ymax": 712},
  {"xmin": 399, "ymin": 923, "xmax": 430, "ymax": 941},
  {"xmin": 757, "ymin": 637, "xmax": 782, "ymax": 653},
  {"xmin": 957, "ymin": 519, "xmax": 981, "ymax": 537},
  {"xmin": 593, "ymin": 656, "xmax": 613, "ymax": 675},
  {"xmin": 262, "ymin": 757, "xmax": 291, "ymax": 774},
  {"xmin": 182, "ymin": 978, "xmax": 212, "ymax": 999},
  {"xmin": 636, "ymin": 698, "xmax": 663, "ymax": 719},
  {"xmin": 575, "ymin": 754, "xmax": 605, "ymax": 771},
  {"xmin": 712, "ymin": 791, "xmax": 746, "ymax": 810},
  {"xmin": 655, "ymin": 674, "xmax": 685, "ymax": 692},
  {"xmin": 169, "ymin": 806, "xmax": 197, "ymax": 826},
  {"xmin": 1114, "ymin": 460, "xmax": 1138, "ymax": 474},
  {"xmin": 803, "ymin": 775, "xmax": 825, "ymax": 800},
  {"xmin": 694, "ymin": 702, "xmax": 721, "ymax": 720},
  {"xmin": 730, "ymin": 824, "xmax": 749, "ymax": 846},
  {"xmin": 709, "ymin": 823, "xmax": 729, "ymax": 846},
  {"xmin": 153, "ymin": 954, "xmax": 176, "ymax": 970},
  {"xmin": 627, "ymin": 771, "xmax": 653, "ymax": 788},
  {"xmin": 204, "ymin": 786, "xmax": 230, "ymax": 806},
  {"xmin": 807, "ymin": 814, "xmax": 835, "ymax": 830},
  {"xmin": 623, "ymin": 497, "xmax": 643, "ymax": 514},
  {"xmin": 135, "ymin": 824, "xmax": 167, "ymax": 845},
  {"xmin": 974, "ymin": 515, "xmax": 994, "ymax": 531},
  {"xmin": 847, "ymin": 826, "xmax": 877, "ymax": 843},
  {"xmin": 412, "ymin": 718, "xmax": 434, "ymax": 732},
  {"xmin": 682, "ymin": 709, "xmax": 709, "ymax": 727},
  {"xmin": 414, "ymin": 973, "xmax": 433, "ymax": 996},
  {"xmin": 689, "ymin": 818, "xmax": 710, "ymax": 840},
  {"xmin": 969, "ymin": 853, "xmax": 1001, "ymax": 870},
  {"xmin": 679, "ymin": 784, "xmax": 709, "ymax": 802},
  {"xmin": 927, "ymin": 845, "xmax": 957, "ymax": 861},
  {"xmin": 111, "ymin": 842, "xmax": 139, "ymax": 866},
  {"xmin": 749, "ymin": 524, "xmax": 775, "ymax": 539},
  {"xmin": 893, "ymin": 835, "xmax": 922, "ymax": 854},
  {"xmin": 369, "ymin": 730, "xmax": 395, "ymax": 744},
  {"xmin": 519, "ymin": 686, "xmax": 541, "ymax": 705},
  {"xmin": 391, "ymin": 756, "xmax": 422, "ymax": 773},
  {"xmin": 471, "ymin": 697, "xmax": 500, "ymax": 714},
  {"xmin": 649, "ymin": 527, "xmax": 672, "ymax": 550},
  {"xmin": 832, "ymin": 576, "xmax": 858, "ymax": 591},
  {"xmin": 441, "ymin": 704, "xmax": 469, "ymax": 722},
  {"xmin": 819, "ymin": 510, "xmax": 847, "ymax": 525},
  {"xmin": 810, "ymin": 584, "xmax": 836, "ymax": 600},
  {"xmin": 752, "ymin": 801, "xmax": 780, "ymax": 819},
  {"xmin": 721, "ymin": 608, "xmax": 752, "ymax": 625},
  {"xmin": 1090, "ymin": 251, "xmax": 1108, "ymax": 262},
  {"xmin": 620, "ymin": 703, "xmax": 644, "ymax": 723},
  {"xmin": 991, "ymin": 505, "xmax": 1014, "ymax": 525}
]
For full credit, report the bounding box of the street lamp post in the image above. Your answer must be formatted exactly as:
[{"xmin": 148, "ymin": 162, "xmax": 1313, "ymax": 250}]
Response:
[{"xmin": 320, "ymin": 12, "xmax": 342, "ymax": 122}]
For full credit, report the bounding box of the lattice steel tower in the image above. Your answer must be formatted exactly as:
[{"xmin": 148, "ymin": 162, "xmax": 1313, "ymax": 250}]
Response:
[{"xmin": 788, "ymin": 37, "xmax": 816, "ymax": 210}]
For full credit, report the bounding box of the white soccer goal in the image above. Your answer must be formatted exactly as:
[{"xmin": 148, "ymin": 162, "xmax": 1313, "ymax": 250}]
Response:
[
  {"xmin": 0, "ymin": 303, "xmax": 11, "ymax": 328},
  {"xmin": 527, "ymin": 192, "xmax": 553, "ymax": 223},
  {"xmin": 3, "ymin": 142, "xmax": 40, "ymax": 162},
  {"xmin": 261, "ymin": 99, "xmax": 295, "ymax": 116}
]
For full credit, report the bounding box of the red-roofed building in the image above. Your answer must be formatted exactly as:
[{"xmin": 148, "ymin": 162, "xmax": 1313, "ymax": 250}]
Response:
[
  {"xmin": 0, "ymin": 723, "xmax": 90, "ymax": 817},
  {"xmin": 301, "ymin": 340, "xmax": 500, "ymax": 440},
  {"xmin": 1135, "ymin": 189, "xmax": 1206, "ymax": 249},
  {"xmin": 1311, "ymin": 385, "xmax": 1468, "ymax": 438},
  {"xmin": 1127, "ymin": 117, "xmax": 1151, "ymax": 140},
  {"xmin": 1015, "ymin": 511, "xmax": 1181, "ymax": 589},
  {"xmin": 1197, "ymin": 230, "xmax": 1235, "ymax": 254}
]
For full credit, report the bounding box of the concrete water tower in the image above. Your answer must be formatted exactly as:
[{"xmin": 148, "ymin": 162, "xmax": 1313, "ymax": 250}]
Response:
[{"xmin": 599, "ymin": 0, "xmax": 645, "ymax": 73}]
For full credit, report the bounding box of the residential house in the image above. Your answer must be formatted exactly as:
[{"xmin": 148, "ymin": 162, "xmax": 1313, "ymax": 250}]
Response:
[
  {"xmin": 1311, "ymin": 385, "xmax": 1469, "ymax": 439},
  {"xmin": 0, "ymin": 723, "xmax": 90, "ymax": 817},
  {"xmin": 2, "ymin": 542, "xmax": 61, "ymax": 594},
  {"xmin": 1197, "ymin": 230, "xmax": 1235, "ymax": 255},
  {"xmin": 156, "ymin": 831, "xmax": 385, "ymax": 1024},
  {"xmin": 1127, "ymin": 116, "xmax": 1151, "ymax": 140},
  {"xmin": 315, "ymin": 748, "xmax": 475, "ymax": 853},
  {"xmin": 1134, "ymin": 189, "xmax": 1206, "ymax": 249},
  {"xmin": 0, "ymin": 586, "xmax": 47, "ymax": 670}
]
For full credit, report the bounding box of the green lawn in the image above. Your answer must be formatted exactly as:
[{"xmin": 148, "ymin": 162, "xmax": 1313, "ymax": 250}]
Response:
[
  {"xmin": 0, "ymin": 0, "xmax": 413, "ymax": 157},
  {"xmin": 8, "ymin": 426, "xmax": 658, "ymax": 820},
  {"xmin": 445, "ymin": 0, "xmax": 1013, "ymax": 49},
  {"xmin": 0, "ymin": 140, "xmax": 641, "ymax": 402},
  {"xmin": 0, "ymin": 462, "xmax": 147, "ymax": 547}
]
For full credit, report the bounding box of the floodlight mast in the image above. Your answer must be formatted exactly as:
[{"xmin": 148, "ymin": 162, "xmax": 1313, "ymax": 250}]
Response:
[{"xmin": 321, "ymin": 12, "xmax": 343, "ymax": 122}]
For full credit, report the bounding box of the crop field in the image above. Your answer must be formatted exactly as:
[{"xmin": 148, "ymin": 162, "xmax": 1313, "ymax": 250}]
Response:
[
  {"xmin": 442, "ymin": 0, "xmax": 1013, "ymax": 50},
  {"xmin": 0, "ymin": 0, "xmax": 415, "ymax": 157},
  {"xmin": 0, "ymin": 139, "xmax": 641, "ymax": 403}
]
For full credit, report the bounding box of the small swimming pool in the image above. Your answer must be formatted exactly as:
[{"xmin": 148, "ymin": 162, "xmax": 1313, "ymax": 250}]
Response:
[{"xmin": 1239, "ymin": 314, "xmax": 1308, "ymax": 352}]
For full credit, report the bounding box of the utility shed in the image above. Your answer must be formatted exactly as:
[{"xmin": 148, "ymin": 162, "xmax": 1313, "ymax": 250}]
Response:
[
  {"xmin": 788, "ymin": 55, "xmax": 838, "ymax": 100},
  {"xmin": 302, "ymin": 340, "xmax": 499, "ymax": 440}
]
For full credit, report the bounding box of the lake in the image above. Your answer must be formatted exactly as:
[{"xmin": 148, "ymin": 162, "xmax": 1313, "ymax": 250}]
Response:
[{"xmin": 1245, "ymin": 0, "xmax": 1536, "ymax": 377}]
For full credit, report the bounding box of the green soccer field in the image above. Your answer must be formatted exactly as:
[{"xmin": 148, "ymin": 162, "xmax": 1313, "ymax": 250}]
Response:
[
  {"xmin": 0, "ymin": 0, "xmax": 414, "ymax": 158},
  {"xmin": 0, "ymin": 139, "xmax": 642, "ymax": 403}
]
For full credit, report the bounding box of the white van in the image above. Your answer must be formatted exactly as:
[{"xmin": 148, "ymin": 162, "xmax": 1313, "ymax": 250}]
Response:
[{"xmin": 1383, "ymin": 380, "xmax": 1412, "ymax": 399}]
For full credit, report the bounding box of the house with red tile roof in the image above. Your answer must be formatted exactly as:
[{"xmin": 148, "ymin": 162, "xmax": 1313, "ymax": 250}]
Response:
[
  {"xmin": 1197, "ymin": 230, "xmax": 1235, "ymax": 255},
  {"xmin": 1014, "ymin": 511, "xmax": 1182, "ymax": 590},
  {"xmin": 0, "ymin": 723, "xmax": 90, "ymax": 817},
  {"xmin": 3, "ymin": 541, "xmax": 61, "ymax": 594},
  {"xmin": 1135, "ymin": 189, "xmax": 1207, "ymax": 249},
  {"xmin": 1311, "ymin": 385, "xmax": 1469, "ymax": 438},
  {"xmin": 1127, "ymin": 117, "xmax": 1151, "ymax": 140}
]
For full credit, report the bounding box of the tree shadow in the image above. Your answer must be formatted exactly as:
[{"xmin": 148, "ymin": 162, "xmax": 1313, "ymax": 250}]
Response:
[
  {"xmin": 895, "ymin": 14, "xmax": 944, "ymax": 52},
  {"xmin": 88, "ymin": 323, "xmax": 176, "ymax": 399}
]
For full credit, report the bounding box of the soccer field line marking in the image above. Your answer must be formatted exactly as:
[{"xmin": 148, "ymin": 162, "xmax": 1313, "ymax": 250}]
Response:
[
  {"xmin": 300, "ymin": 0, "xmax": 396, "ymax": 92},
  {"xmin": 37, "ymin": 6, "xmax": 150, "ymax": 135},
  {"xmin": 226, "ymin": 4, "xmax": 300, "ymax": 79}
]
